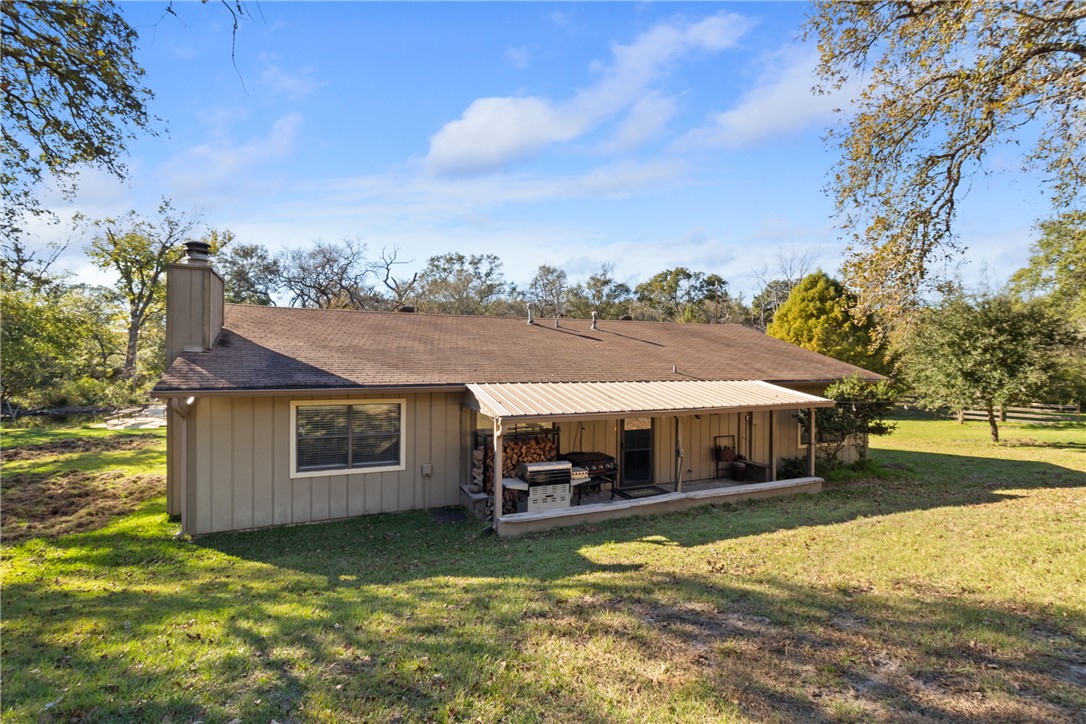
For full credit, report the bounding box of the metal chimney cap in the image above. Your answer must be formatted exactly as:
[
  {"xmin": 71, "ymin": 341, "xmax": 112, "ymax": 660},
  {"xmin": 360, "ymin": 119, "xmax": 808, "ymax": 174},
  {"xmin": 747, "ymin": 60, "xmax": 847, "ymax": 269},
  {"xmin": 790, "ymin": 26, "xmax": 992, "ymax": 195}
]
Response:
[{"xmin": 181, "ymin": 239, "xmax": 212, "ymax": 266}]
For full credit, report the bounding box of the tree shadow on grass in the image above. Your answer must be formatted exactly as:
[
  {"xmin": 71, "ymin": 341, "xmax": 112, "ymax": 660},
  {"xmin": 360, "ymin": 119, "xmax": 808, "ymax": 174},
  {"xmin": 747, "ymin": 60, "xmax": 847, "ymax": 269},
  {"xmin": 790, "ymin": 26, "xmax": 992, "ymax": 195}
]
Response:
[
  {"xmin": 1000, "ymin": 439, "xmax": 1086, "ymax": 450},
  {"xmin": 195, "ymin": 446, "xmax": 1085, "ymax": 581},
  {"xmin": 5, "ymin": 447, "xmax": 1084, "ymax": 720},
  {"xmin": 5, "ymin": 525, "xmax": 1084, "ymax": 722}
]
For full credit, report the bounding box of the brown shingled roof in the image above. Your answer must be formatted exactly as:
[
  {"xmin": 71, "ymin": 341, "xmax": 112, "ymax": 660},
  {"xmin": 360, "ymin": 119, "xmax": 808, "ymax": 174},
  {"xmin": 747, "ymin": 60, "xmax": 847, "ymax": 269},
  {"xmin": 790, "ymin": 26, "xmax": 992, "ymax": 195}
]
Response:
[{"xmin": 152, "ymin": 304, "xmax": 880, "ymax": 395}]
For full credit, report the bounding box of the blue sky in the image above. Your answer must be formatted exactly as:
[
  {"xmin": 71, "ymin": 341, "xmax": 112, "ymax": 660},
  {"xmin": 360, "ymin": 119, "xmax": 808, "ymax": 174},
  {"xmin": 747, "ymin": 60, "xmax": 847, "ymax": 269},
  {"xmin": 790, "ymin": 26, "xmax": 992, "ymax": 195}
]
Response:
[{"xmin": 39, "ymin": 1, "xmax": 1048, "ymax": 300}]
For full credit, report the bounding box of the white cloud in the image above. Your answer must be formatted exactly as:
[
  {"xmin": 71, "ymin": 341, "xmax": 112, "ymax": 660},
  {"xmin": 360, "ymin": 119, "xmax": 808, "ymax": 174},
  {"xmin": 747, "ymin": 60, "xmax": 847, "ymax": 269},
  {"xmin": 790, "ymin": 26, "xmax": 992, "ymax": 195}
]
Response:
[
  {"xmin": 600, "ymin": 94, "xmax": 677, "ymax": 153},
  {"xmin": 196, "ymin": 105, "xmax": 252, "ymax": 138},
  {"xmin": 675, "ymin": 48, "xmax": 855, "ymax": 150},
  {"xmin": 424, "ymin": 96, "xmax": 578, "ymax": 175},
  {"xmin": 505, "ymin": 45, "xmax": 533, "ymax": 69},
  {"xmin": 426, "ymin": 12, "xmax": 753, "ymax": 176},
  {"xmin": 159, "ymin": 113, "xmax": 302, "ymax": 202},
  {"xmin": 302, "ymin": 158, "xmax": 689, "ymax": 226},
  {"xmin": 549, "ymin": 10, "xmax": 572, "ymax": 26},
  {"xmin": 258, "ymin": 54, "xmax": 325, "ymax": 99}
]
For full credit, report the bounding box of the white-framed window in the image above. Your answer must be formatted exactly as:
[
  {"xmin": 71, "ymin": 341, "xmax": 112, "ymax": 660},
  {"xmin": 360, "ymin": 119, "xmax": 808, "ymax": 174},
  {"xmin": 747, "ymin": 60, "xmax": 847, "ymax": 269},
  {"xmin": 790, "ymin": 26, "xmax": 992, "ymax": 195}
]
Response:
[{"xmin": 290, "ymin": 399, "xmax": 406, "ymax": 478}]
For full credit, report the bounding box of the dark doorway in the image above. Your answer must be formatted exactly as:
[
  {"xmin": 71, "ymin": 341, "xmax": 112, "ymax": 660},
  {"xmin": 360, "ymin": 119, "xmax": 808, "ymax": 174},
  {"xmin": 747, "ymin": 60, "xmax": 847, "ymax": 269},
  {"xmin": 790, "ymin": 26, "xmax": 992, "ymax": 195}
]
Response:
[{"xmin": 621, "ymin": 417, "xmax": 653, "ymax": 485}]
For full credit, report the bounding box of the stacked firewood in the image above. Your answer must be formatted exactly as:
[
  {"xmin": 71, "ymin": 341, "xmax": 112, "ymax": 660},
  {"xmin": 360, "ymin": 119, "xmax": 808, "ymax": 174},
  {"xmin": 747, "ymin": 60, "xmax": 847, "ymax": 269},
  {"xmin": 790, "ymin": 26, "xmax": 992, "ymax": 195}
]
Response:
[{"xmin": 471, "ymin": 434, "xmax": 558, "ymax": 514}]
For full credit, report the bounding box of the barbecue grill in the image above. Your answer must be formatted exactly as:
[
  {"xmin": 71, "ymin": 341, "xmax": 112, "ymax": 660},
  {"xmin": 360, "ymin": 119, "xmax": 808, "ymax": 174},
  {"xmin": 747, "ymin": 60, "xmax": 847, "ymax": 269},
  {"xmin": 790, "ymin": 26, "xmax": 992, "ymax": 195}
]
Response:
[
  {"xmin": 559, "ymin": 451, "xmax": 617, "ymax": 502},
  {"xmin": 516, "ymin": 461, "xmax": 572, "ymax": 512},
  {"xmin": 517, "ymin": 460, "xmax": 572, "ymax": 485},
  {"xmin": 559, "ymin": 451, "xmax": 617, "ymax": 476}
]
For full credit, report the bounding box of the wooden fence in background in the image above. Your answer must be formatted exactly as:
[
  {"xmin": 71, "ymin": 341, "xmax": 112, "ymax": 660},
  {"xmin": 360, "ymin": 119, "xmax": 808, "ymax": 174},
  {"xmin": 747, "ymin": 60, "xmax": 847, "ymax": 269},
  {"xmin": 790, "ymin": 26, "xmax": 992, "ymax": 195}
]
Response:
[
  {"xmin": 896, "ymin": 399, "xmax": 1082, "ymax": 424},
  {"xmin": 958, "ymin": 403, "xmax": 1081, "ymax": 424}
]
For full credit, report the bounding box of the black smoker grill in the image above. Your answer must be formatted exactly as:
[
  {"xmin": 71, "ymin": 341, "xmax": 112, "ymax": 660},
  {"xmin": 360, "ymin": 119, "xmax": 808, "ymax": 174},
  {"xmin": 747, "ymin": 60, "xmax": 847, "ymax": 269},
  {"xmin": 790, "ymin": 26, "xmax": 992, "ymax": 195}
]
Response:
[
  {"xmin": 559, "ymin": 451, "xmax": 617, "ymax": 476},
  {"xmin": 559, "ymin": 451, "xmax": 617, "ymax": 501}
]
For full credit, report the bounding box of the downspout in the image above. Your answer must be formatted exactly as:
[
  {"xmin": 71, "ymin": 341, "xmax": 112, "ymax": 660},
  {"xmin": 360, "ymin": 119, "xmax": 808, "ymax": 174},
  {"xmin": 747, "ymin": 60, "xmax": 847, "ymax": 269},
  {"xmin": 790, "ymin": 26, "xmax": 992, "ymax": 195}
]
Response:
[
  {"xmin": 167, "ymin": 396, "xmax": 196, "ymax": 534},
  {"xmin": 169, "ymin": 396, "xmax": 196, "ymax": 419}
]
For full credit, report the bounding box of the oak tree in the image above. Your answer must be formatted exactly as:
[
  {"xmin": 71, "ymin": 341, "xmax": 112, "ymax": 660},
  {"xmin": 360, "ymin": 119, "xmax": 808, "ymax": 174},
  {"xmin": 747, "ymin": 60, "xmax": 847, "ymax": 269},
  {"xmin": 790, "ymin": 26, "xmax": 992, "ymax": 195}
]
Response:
[
  {"xmin": 1, "ymin": 1, "xmax": 154, "ymax": 240},
  {"xmin": 86, "ymin": 199, "xmax": 214, "ymax": 383},
  {"xmin": 527, "ymin": 264, "xmax": 568, "ymax": 320},
  {"xmin": 414, "ymin": 253, "xmax": 510, "ymax": 316},
  {"xmin": 634, "ymin": 268, "xmax": 732, "ymax": 323},
  {"xmin": 806, "ymin": 1, "xmax": 1086, "ymax": 327},
  {"xmin": 566, "ymin": 263, "xmax": 633, "ymax": 320},
  {"xmin": 900, "ymin": 291, "xmax": 1081, "ymax": 442},
  {"xmin": 218, "ymin": 242, "xmax": 281, "ymax": 306},
  {"xmin": 277, "ymin": 239, "xmax": 377, "ymax": 310}
]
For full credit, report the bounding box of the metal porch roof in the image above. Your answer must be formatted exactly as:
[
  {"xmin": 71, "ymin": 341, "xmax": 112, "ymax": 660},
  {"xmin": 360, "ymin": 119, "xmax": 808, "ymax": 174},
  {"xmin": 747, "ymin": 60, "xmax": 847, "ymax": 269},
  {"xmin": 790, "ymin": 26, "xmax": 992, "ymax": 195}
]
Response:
[{"xmin": 466, "ymin": 380, "xmax": 835, "ymax": 422}]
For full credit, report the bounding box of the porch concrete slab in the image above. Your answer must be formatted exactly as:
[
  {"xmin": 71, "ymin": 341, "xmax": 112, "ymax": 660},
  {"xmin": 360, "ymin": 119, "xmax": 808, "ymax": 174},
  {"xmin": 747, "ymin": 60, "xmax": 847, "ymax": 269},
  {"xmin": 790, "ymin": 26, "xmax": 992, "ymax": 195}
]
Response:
[{"xmin": 496, "ymin": 477, "xmax": 823, "ymax": 536}]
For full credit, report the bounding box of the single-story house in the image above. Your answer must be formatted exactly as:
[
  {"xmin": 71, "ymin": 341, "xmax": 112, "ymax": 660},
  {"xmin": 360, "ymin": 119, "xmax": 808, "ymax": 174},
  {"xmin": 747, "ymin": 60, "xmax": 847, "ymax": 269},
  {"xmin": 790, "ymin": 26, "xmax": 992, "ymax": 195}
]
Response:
[{"xmin": 153, "ymin": 241, "xmax": 880, "ymax": 536}]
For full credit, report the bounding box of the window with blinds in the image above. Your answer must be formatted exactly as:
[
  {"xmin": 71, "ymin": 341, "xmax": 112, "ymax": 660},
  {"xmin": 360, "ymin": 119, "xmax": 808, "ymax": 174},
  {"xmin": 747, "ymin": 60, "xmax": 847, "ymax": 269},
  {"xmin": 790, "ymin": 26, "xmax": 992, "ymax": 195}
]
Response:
[{"xmin": 295, "ymin": 401, "xmax": 403, "ymax": 474}]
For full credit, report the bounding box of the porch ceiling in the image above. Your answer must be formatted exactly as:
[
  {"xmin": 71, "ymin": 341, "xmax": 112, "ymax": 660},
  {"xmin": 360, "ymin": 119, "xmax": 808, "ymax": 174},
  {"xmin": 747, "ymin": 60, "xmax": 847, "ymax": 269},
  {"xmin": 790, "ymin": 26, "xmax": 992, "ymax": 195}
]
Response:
[{"xmin": 466, "ymin": 379, "xmax": 835, "ymax": 423}]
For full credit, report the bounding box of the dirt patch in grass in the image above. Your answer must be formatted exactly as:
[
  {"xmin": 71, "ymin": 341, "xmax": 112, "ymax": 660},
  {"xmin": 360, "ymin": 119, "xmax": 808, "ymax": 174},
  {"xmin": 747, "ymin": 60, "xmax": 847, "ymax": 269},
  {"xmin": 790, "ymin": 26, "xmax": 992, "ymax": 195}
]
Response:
[
  {"xmin": 1, "ymin": 469, "xmax": 164, "ymax": 542},
  {"xmin": 2, "ymin": 433, "xmax": 159, "ymax": 462}
]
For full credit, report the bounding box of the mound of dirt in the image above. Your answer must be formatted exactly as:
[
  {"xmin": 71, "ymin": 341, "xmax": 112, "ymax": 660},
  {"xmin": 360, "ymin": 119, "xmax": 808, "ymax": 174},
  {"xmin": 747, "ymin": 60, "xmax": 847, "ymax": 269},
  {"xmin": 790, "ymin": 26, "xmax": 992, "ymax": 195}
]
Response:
[
  {"xmin": 1, "ymin": 469, "xmax": 164, "ymax": 542},
  {"xmin": 2, "ymin": 433, "xmax": 160, "ymax": 462}
]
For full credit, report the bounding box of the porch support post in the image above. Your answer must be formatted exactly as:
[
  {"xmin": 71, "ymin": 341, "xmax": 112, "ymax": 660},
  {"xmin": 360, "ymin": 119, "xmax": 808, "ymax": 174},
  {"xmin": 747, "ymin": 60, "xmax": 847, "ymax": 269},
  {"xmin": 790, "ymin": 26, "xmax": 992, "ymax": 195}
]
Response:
[
  {"xmin": 807, "ymin": 407, "xmax": 816, "ymax": 477},
  {"xmin": 675, "ymin": 417, "xmax": 684, "ymax": 493},
  {"xmin": 769, "ymin": 410, "xmax": 776, "ymax": 481},
  {"xmin": 493, "ymin": 418, "xmax": 503, "ymax": 531}
]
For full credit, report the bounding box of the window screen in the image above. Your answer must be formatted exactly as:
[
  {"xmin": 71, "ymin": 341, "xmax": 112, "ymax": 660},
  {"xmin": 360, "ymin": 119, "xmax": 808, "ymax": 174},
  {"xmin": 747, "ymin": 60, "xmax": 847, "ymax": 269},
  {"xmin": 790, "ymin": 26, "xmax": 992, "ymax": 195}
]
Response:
[{"xmin": 296, "ymin": 402, "xmax": 402, "ymax": 473}]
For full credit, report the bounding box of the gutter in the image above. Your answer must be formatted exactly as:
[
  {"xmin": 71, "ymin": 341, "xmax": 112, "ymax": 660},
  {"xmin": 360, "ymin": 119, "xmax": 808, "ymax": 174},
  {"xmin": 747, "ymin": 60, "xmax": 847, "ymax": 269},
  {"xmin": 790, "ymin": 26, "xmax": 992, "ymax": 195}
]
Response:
[{"xmin": 150, "ymin": 384, "xmax": 469, "ymax": 399}]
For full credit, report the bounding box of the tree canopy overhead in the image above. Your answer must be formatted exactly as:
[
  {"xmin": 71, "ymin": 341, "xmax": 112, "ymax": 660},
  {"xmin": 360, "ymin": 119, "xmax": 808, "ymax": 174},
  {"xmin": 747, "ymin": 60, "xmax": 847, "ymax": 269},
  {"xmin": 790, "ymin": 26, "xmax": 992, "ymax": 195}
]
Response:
[
  {"xmin": 1, "ymin": 1, "xmax": 155, "ymax": 240},
  {"xmin": 806, "ymin": 0, "xmax": 1086, "ymax": 325}
]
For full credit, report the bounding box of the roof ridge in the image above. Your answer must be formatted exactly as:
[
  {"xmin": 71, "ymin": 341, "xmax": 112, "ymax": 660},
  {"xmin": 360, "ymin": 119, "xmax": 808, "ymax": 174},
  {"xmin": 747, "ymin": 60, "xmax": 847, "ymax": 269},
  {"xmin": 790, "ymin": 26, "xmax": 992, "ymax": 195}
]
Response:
[{"xmin": 224, "ymin": 303, "xmax": 754, "ymax": 329}]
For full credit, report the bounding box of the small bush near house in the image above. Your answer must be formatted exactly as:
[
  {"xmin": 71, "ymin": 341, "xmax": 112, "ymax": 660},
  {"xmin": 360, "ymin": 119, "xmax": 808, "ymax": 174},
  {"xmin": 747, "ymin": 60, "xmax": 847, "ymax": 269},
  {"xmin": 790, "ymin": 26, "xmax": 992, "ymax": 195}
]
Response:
[{"xmin": 778, "ymin": 455, "xmax": 891, "ymax": 483}]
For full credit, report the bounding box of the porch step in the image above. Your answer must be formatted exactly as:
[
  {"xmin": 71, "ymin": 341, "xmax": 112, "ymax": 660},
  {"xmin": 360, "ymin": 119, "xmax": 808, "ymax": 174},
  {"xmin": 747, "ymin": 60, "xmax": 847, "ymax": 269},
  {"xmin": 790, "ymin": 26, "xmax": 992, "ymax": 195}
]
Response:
[{"xmin": 459, "ymin": 485, "xmax": 490, "ymax": 521}]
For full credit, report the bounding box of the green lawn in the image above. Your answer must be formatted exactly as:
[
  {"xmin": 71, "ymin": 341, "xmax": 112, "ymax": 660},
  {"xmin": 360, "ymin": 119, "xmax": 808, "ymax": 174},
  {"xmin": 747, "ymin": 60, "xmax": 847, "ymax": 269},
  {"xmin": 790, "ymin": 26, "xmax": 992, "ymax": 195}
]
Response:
[{"xmin": 2, "ymin": 418, "xmax": 1083, "ymax": 722}]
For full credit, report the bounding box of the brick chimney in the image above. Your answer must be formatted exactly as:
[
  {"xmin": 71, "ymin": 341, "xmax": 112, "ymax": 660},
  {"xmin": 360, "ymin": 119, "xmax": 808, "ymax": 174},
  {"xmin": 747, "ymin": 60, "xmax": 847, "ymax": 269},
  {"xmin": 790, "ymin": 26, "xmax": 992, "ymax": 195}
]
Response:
[{"xmin": 166, "ymin": 239, "xmax": 225, "ymax": 366}]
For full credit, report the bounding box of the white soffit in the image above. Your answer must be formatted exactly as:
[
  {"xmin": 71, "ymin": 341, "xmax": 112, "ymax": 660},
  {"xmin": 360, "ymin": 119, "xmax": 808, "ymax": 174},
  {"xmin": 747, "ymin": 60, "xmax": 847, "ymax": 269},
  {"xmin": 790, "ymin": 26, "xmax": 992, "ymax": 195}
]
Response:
[{"xmin": 467, "ymin": 380, "xmax": 835, "ymax": 422}]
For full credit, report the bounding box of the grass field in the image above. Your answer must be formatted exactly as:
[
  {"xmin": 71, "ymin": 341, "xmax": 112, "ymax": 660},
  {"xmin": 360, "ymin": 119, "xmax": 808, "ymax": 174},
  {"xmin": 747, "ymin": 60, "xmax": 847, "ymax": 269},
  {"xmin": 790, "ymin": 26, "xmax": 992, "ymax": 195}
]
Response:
[{"xmin": 1, "ymin": 418, "xmax": 1083, "ymax": 722}]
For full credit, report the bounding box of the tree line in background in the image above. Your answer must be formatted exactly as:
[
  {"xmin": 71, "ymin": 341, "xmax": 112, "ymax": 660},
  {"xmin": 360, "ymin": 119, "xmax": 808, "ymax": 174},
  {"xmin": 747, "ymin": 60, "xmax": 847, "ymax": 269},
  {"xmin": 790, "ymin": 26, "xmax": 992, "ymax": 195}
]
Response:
[
  {"xmin": 3, "ymin": 200, "xmax": 1083, "ymax": 445},
  {"xmin": 0, "ymin": 198, "xmax": 817, "ymax": 414}
]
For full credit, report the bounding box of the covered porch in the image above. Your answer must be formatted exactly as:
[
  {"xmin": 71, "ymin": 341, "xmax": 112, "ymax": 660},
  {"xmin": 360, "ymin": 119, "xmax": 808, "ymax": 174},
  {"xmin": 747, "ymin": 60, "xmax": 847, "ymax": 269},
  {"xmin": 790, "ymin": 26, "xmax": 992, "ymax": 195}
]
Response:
[{"xmin": 464, "ymin": 380, "xmax": 836, "ymax": 536}]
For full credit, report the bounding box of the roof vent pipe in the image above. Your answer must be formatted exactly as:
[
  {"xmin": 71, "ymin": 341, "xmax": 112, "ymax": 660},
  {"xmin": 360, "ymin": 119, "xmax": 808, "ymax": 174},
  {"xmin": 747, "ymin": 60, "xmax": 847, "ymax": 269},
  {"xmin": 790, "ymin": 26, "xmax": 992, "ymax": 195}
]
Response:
[
  {"xmin": 591, "ymin": 311, "xmax": 598, "ymax": 330},
  {"xmin": 181, "ymin": 239, "xmax": 211, "ymax": 267},
  {"xmin": 527, "ymin": 303, "xmax": 534, "ymax": 325},
  {"xmin": 554, "ymin": 315, "xmax": 559, "ymax": 328}
]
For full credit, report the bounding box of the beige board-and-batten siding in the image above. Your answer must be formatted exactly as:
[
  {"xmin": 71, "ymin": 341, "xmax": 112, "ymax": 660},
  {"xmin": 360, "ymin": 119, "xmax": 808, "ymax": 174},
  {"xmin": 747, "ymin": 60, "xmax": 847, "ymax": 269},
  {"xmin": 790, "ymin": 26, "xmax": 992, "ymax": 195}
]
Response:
[{"xmin": 177, "ymin": 391, "xmax": 463, "ymax": 535}]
